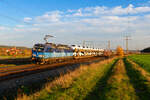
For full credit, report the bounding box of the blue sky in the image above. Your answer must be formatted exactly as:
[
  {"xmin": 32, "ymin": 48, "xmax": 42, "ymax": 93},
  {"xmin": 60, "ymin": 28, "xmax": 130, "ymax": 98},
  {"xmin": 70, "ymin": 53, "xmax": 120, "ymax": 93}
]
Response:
[
  {"xmin": 0, "ymin": 0, "xmax": 149, "ymax": 25},
  {"xmin": 0, "ymin": 0, "xmax": 150, "ymax": 49}
]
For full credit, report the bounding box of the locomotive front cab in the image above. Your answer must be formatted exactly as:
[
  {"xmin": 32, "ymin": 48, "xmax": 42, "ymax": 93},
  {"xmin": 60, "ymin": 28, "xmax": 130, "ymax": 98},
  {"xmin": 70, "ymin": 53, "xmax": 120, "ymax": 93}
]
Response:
[
  {"xmin": 32, "ymin": 44, "xmax": 45, "ymax": 62},
  {"xmin": 32, "ymin": 43, "xmax": 54, "ymax": 63},
  {"xmin": 32, "ymin": 43, "xmax": 74, "ymax": 64}
]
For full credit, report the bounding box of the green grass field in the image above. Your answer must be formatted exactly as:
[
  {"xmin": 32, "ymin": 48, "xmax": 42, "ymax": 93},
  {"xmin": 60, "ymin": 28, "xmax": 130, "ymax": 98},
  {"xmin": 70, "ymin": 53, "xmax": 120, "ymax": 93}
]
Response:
[{"xmin": 128, "ymin": 54, "xmax": 150, "ymax": 73}]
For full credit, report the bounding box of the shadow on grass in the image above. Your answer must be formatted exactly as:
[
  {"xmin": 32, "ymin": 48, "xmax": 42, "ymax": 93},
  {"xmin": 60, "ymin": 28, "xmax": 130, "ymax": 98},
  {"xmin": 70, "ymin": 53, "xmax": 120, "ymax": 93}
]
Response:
[
  {"xmin": 0, "ymin": 65, "xmax": 81, "ymax": 100},
  {"xmin": 123, "ymin": 58, "xmax": 150, "ymax": 100},
  {"xmin": 83, "ymin": 59, "xmax": 119, "ymax": 100}
]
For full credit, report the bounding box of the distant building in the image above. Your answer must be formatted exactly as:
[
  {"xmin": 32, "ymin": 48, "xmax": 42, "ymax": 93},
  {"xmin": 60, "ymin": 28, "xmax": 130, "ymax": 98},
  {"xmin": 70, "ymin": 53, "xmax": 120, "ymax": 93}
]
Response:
[{"xmin": 0, "ymin": 46, "xmax": 32, "ymax": 56}]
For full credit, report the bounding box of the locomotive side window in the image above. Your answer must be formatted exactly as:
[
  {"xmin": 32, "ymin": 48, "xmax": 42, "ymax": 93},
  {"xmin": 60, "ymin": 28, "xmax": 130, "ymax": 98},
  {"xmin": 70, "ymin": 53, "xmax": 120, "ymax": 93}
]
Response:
[
  {"xmin": 45, "ymin": 48, "xmax": 52, "ymax": 52},
  {"xmin": 33, "ymin": 44, "xmax": 45, "ymax": 52}
]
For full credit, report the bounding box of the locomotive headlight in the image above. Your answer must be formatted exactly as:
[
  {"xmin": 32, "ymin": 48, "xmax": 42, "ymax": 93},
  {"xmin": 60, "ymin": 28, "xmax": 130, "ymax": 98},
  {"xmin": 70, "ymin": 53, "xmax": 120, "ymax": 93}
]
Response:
[
  {"xmin": 32, "ymin": 54, "xmax": 36, "ymax": 57},
  {"xmin": 39, "ymin": 55, "xmax": 44, "ymax": 57}
]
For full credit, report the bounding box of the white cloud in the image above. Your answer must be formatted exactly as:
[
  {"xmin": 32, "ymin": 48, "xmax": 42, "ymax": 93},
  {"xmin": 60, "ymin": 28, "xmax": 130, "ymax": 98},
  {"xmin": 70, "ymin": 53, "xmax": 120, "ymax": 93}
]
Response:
[
  {"xmin": 67, "ymin": 9, "xmax": 75, "ymax": 13},
  {"xmin": 14, "ymin": 27, "xmax": 39, "ymax": 32},
  {"xmin": 71, "ymin": 4, "xmax": 150, "ymax": 16},
  {"xmin": 0, "ymin": 26, "xmax": 6, "ymax": 30},
  {"xmin": 29, "ymin": 4, "xmax": 150, "ymax": 24},
  {"xmin": 0, "ymin": 26, "xmax": 9, "ymax": 31},
  {"xmin": 93, "ymin": 6, "xmax": 107, "ymax": 15},
  {"xmin": 144, "ymin": 14, "xmax": 150, "ymax": 19},
  {"xmin": 1, "ymin": 4, "xmax": 150, "ymax": 49},
  {"xmin": 135, "ymin": 6, "xmax": 150, "ymax": 13},
  {"xmin": 24, "ymin": 17, "xmax": 32, "ymax": 22},
  {"xmin": 16, "ymin": 25, "xmax": 24, "ymax": 28},
  {"xmin": 35, "ymin": 11, "xmax": 62, "ymax": 23},
  {"xmin": 111, "ymin": 4, "xmax": 150, "ymax": 15},
  {"xmin": 73, "ymin": 9, "xmax": 83, "ymax": 16}
]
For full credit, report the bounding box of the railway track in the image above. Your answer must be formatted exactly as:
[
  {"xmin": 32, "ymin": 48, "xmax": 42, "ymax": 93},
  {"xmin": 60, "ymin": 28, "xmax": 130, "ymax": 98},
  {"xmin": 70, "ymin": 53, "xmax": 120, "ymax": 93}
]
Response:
[
  {"xmin": 0, "ymin": 58, "xmax": 31, "ymax": 65},
  {"xmin": 0, "ymin": 57, "xmax": 105, "ymax": 82}
]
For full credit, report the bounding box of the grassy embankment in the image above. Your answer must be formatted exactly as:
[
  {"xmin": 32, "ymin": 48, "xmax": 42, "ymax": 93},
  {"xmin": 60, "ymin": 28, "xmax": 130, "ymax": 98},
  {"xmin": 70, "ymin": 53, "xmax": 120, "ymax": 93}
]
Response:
[
  {"xmin": 16, "ymin": 58, "xmax": 117, "ymax": 100},
  {"xmin": 124, "ymin": 57, "xmax": 150, "ymax": 100}
]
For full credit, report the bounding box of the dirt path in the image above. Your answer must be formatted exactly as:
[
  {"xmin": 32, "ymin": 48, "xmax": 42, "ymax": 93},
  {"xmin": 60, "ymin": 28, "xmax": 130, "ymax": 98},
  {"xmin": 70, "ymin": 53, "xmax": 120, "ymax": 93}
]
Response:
[
  {"xmin": 102, "ymin": 59, "xmax": 138, "ymax": 100},
  {"xmin": 84, "ymin": 58, "xmax": 138, "ymax": 100},
  {"xmin": 83, "ymin": 58, "xmax": 118, "ymax": 100}
]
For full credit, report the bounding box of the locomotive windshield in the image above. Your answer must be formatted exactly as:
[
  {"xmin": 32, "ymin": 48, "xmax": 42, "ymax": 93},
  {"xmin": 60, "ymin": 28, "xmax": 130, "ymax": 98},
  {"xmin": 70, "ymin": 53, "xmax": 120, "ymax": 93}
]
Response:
[{"xmin": 33, "ymin": 44, "xmax": 45, "ymax": 52}]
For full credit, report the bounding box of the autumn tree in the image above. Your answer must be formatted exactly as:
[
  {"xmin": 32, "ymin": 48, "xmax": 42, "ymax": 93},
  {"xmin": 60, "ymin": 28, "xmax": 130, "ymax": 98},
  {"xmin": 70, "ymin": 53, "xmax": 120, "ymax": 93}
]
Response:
[{"xmin": 116, "ymin": 46, "xmax": 124, "ymax": 56}]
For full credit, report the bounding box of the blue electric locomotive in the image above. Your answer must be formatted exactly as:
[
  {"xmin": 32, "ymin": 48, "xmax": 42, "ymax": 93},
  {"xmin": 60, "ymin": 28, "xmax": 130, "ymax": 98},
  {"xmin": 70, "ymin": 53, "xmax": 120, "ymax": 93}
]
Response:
[{"xmin": 32, "ymin": 43, "xmax": 74, "ymax": 64}]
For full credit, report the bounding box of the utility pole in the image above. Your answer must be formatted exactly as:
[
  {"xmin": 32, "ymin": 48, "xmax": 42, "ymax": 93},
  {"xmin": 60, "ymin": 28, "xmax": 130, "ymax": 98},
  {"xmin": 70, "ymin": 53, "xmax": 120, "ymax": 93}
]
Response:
[
  {"xmin": 124, "ymin": 36, "xmax": 131, "ymax": 54},
  {"xmin": 108, "ymin": 40, "xmax": 110, "ymax": 50},
  {"xmin": 82, "ymin": 40, "xmax": 85, "ymax": 47}
]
